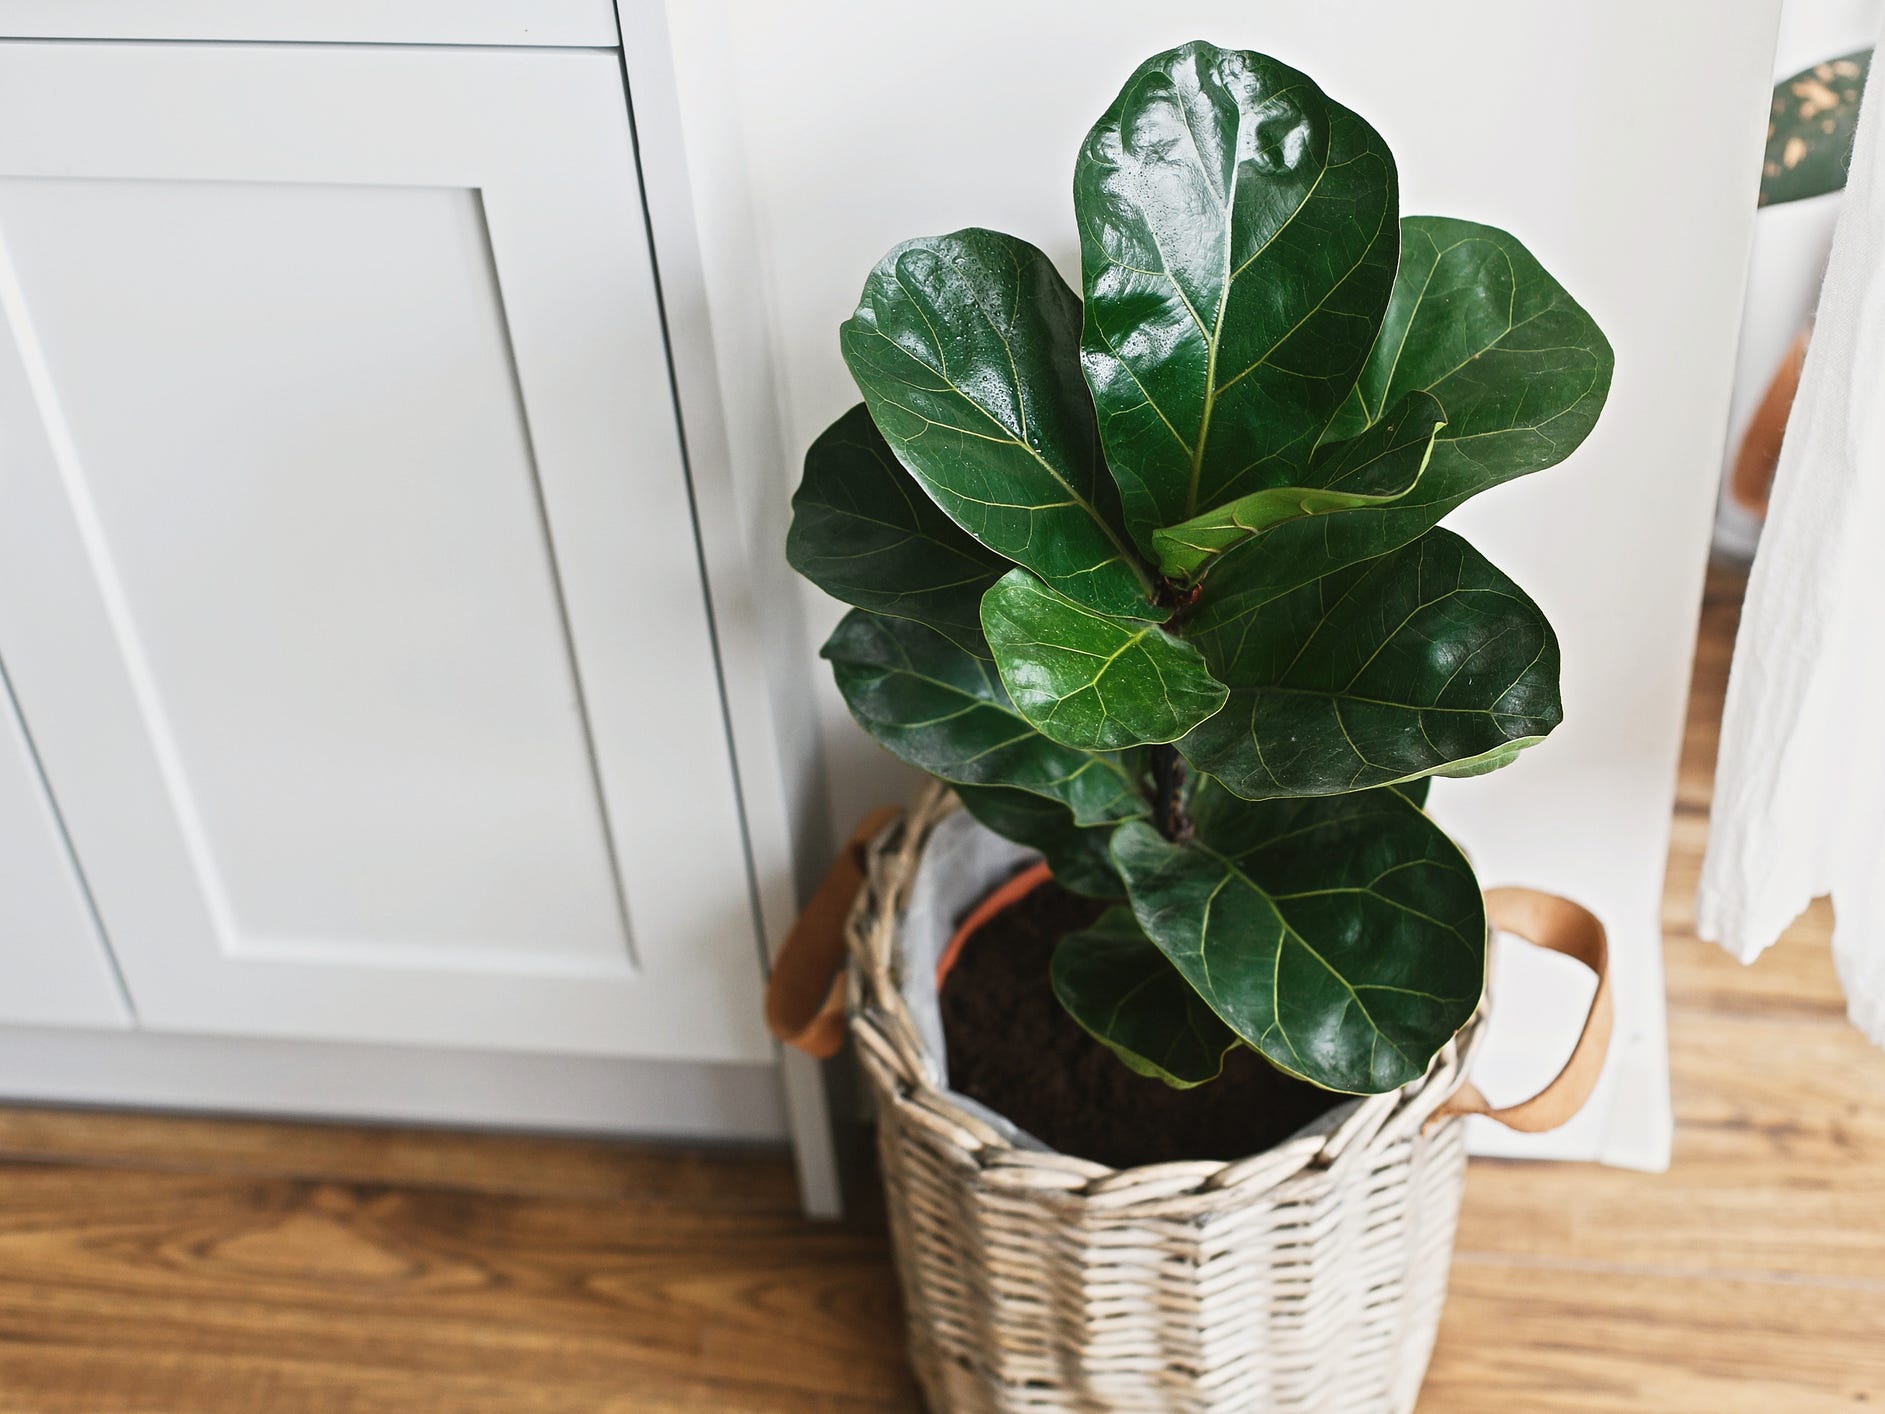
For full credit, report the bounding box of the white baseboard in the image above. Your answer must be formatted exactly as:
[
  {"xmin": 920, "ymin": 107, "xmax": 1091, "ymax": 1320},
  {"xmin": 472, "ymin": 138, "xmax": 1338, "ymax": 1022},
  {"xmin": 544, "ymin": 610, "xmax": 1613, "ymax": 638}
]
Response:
[{"xmin": 0, "ymin": 1023, "xmax": 789, "ymax": 1142}]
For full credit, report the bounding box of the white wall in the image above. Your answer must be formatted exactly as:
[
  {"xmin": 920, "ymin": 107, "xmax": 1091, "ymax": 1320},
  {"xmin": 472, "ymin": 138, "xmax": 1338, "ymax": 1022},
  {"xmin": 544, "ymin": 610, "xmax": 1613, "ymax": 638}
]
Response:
[{"xmin": 666, "ymin": 2, "xmax": 1785, "ymax": 1168}]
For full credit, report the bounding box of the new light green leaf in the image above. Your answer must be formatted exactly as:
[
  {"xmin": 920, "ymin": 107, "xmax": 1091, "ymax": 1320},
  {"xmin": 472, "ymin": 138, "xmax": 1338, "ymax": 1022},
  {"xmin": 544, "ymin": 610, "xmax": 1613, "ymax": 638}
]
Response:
[
  {"xmin": 1152, "ymin": 392, "xmax": 1444, "ymax": 581},
  {"xmin": 822, "ymin": 608, "xmax": 1146, "ymax": 826},
  {"xmin": 953, "ymin": 784, "xmax": 1128, "ymax": 899},
  {"xmin": 1111, "ymin": 783, "xmax": 1485, "ymax": 1093},
  {"xmin": 1051, "ymin": 906, "xmax": 1241, "ymax": 1086},
  {"xmin": 840, "ymin": 228, "xmax": 1156, "ymax": 619},
  {"xmin": 1180, "ymin": 530, "xmax": 1560, "ymax": 799},
  {"xmin": 787, "ymin": 404, "xmax": 1010, "ymax": 653},
  {"xmin": 981, "ymin": 568, "xmax": 1228, "ymax": 752},
  {"xmin": 1077, "ymin": 40, "xmax": 1399, "ymax": 547}
]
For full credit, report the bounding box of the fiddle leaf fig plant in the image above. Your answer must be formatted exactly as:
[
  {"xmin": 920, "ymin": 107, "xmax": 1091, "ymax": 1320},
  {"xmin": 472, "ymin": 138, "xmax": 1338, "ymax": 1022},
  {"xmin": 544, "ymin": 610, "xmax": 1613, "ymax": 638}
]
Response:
[{"xmin": 788, "ymin": 41, "xmax": 1612, "ymax": 1096}]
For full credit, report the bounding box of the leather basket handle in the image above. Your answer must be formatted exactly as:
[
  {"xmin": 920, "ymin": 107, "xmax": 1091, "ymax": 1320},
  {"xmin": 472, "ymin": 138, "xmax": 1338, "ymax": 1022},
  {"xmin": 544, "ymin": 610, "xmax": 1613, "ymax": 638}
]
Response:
[
  {"xmin": 771, "ymin": 821, "xmax": 1616, "ymax": 1129},
  {"xmin": 764, "ymin": 807, "xmax": 900, "ymax": 1059},
  {"xmin": 1428, "ymin": 886, "xmax": 1614, "ymax": 1134}
]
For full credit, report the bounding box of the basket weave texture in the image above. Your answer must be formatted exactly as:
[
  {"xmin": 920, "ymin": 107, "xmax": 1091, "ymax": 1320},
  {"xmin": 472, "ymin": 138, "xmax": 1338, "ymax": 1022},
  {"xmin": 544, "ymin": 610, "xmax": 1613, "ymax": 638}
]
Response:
[{"xmin": 846, "ymin": 782, "xmax": 1484, "ymax": 1414}]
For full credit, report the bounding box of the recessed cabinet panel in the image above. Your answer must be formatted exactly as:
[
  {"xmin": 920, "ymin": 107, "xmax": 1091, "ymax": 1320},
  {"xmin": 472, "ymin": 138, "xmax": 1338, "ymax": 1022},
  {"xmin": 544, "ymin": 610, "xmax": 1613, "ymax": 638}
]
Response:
[
  {"xmin": 0, "ymin": 43, "xmax": 769, "ymax": 1062},
  {"xmin": 0, "ymin": 177, "xmax": 633, "ymax": 974},
  {"xmin": 0, "ymin": 665, "xmax": 128, "ymax": 1029}
]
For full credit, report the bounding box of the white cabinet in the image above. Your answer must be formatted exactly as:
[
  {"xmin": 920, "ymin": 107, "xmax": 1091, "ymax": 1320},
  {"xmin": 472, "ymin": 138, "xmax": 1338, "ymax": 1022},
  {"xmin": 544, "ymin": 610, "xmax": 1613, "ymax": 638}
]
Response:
[
  {"xmin": 0, "ymin": 41, "xmax": 771, "ymax": 1065},
  {"xmin": 0, "ymin": 668, "xmax": 129, "ymax": 1029},
  {"xmin": 0, "ymin": 1, "xmax": 621, "ymax": 45}
]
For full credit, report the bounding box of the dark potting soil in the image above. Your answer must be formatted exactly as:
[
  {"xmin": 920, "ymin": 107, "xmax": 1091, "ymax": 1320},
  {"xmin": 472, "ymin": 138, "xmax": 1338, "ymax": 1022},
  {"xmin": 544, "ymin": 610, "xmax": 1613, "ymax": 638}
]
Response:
[{"xmin": 939, "ymin": 876, "xmax": 1344, "ymax": 1169}]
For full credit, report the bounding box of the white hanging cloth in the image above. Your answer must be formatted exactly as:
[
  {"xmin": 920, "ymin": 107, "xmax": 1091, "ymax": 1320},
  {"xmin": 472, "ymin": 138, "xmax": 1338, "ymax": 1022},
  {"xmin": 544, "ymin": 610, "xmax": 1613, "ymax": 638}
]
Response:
[{"xmin": 1698, "ymin": 18, "xmax": 1885, "ymax": 1046}]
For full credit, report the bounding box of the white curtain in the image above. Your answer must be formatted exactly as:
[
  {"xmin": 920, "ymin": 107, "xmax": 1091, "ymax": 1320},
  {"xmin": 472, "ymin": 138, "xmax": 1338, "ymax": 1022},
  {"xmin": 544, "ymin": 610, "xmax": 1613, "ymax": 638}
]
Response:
[{"xmin": 1699, "ymin": 7, "xmax": 1885, "ymax": 1044}]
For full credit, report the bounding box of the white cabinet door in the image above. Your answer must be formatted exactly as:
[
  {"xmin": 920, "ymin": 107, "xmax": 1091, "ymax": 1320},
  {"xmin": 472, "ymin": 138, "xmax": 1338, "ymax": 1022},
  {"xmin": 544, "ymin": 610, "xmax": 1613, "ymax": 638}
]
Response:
[
  {"xmin": 0, "ymin": 665, "xmax": 129, "ymax": 1029},
  {"xmin": 0, "ymin": 2, "xmax": 620, "ymax": 46},
  {"xmin": 0, "ymin": 42, "xmax": 769, "ymax": 1063}
]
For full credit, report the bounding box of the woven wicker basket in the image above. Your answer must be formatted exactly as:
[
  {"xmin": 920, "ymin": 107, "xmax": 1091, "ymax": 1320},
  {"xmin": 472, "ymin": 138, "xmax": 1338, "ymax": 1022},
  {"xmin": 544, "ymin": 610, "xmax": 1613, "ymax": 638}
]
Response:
[{"xmin": 833, "ymin": 783, "xmax": 1609, "ymax": 1414}]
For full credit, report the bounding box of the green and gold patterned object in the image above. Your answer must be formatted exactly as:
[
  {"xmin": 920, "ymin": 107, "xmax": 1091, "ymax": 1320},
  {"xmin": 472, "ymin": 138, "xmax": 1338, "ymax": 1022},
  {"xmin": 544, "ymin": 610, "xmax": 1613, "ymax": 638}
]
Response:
[
  {"xmin": 1762, "ymin": 49, "xmax": 1870, "ymax": 206},
  {"xmin": 789, "ymin": 41, "xmax": 1613, "ymax": 1096}
]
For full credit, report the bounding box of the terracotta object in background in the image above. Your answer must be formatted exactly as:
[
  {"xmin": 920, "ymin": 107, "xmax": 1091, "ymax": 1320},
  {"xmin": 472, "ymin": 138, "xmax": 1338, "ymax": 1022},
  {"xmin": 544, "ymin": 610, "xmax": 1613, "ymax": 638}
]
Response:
[
  {"xmin": 1733, "ymin": 325, "xmax": 1811, "ymax": 517},
  {"xmin": 763, "ymin": 805, "xmax": 900, "ymax": 1059}
]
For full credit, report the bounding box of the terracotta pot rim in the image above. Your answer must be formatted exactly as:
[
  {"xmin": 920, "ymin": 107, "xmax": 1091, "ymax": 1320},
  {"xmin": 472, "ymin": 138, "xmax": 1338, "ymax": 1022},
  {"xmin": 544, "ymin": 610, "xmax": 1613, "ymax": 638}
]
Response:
[{"xmin": 934, "ymin": 859, "xmax": 1056, "ymax": 988}]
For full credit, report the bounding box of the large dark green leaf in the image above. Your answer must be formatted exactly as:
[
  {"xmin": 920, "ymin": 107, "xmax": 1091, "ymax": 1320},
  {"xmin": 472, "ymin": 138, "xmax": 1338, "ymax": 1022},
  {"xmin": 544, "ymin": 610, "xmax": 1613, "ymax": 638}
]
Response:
[
  {"xmin": 953, "ymin": 784, "xmax": 1127, "ymax": 898},
  {"xmin": 840, "ymin": 228, "xmax": 1155, "ymax": 618},
  {"xmin": 1111, "ymin": 783, "xmax": 1485, "ymax": 1093},
  {"xmin": 1761, "ymin": 50, "xmax": 1869, "ymax": 207},
  {"xmin": 1189, "ymin": 216, "xmax": 1612, "ymax": 624},
  {"xmin": 1323, "ymin": 216, "xmax": 1612, "ymax": 517},
  {"xmin": 981, "ymin": 568, "xmax": 1227, "ymax": 751},
  {"xmin": 1076, "ymin": 40, "xmax": 1399, "ymax": 547},
  {"xmin": 1051, "ymin": 906, "xmax": 1241, "ymax": 1086},
  {"xmin": 1152, "ymin": 391, "xmax": 1443, "ymax": 582},
  {"xmin": 786, "ymin": 404, "xmax": 1010, "ymax": 653},
  {"xmin": 822, "ymin": 608, "xmax": 1146, "ymax": 825},
  {"xmin": 1180, "ymin": 530, "xmax": 1560, "ymax": 798}
]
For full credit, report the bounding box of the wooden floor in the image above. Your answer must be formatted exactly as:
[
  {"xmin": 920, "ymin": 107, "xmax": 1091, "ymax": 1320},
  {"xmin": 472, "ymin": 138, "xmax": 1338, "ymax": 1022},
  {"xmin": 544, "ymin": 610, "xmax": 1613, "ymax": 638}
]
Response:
[{"xmin": 0, "ymin": 561, "xmax": 1878, "ymax": 1413}]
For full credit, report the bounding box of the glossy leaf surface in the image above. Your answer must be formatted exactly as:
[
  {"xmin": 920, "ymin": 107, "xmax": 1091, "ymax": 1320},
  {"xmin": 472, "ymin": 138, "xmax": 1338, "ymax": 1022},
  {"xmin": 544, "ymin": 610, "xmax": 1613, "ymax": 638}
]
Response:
[
  {"xmin": 786, "ymin": 404, "xmax": 1010, "ymax": 653},
  {"xmin": 1052, "ymin": 906, "xmax": 1242, "ymax": 1086},
  {"xmin": 1323, "ymin": 216, "xmax": 1612, "ymax": 525},
  {"xmin": 1077, "ymin": 41, "xmax": 1398, "ymax": 546},
  {"xmin": 840, "ymin": 228, "xmax": 1154, "ymax": 618},
  {"xmin": 822, "ymin": 609, "xmax": 1146, "ymax": 826},
  {"xmin": 982, "ymin": 568, "xmax": 1228, "ymax": 751},
  {"xmin": 1152, "ymin": 392, "xmax": 1443, "ymax": 581},
  {"xmin": 1183, "ymin": 216, "xmax": 1610, "ymax": 626},
  {"xmin": 1112, "ymin": 783, "xmax": 1485, "ymax": 1093},
  {"xmin": 953, "ymin": 784, "xmax": 1129, "ymax": 898},
  {"xmin": 789, "ymin": 40, "xmax": 1612, "ymax": 1100},
  {"xmin": 1055, "ymin": 908, "xmax": 1244, "ymax": 1085},
  {"xmin": 1180, "ymin": 530, "xmax": 1560, "ymax": 798}
]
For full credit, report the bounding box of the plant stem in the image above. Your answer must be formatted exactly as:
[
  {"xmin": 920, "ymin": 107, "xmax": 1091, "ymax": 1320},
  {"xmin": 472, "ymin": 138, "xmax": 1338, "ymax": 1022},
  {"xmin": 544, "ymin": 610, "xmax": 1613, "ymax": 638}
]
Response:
[
  {"xmin": 1151, "ymin": 744, "xmax": 1189, "ymax": 841},
  {"xmin": 1149, "ymin": 573, "xmax": 1198, "ymax": 841}
]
